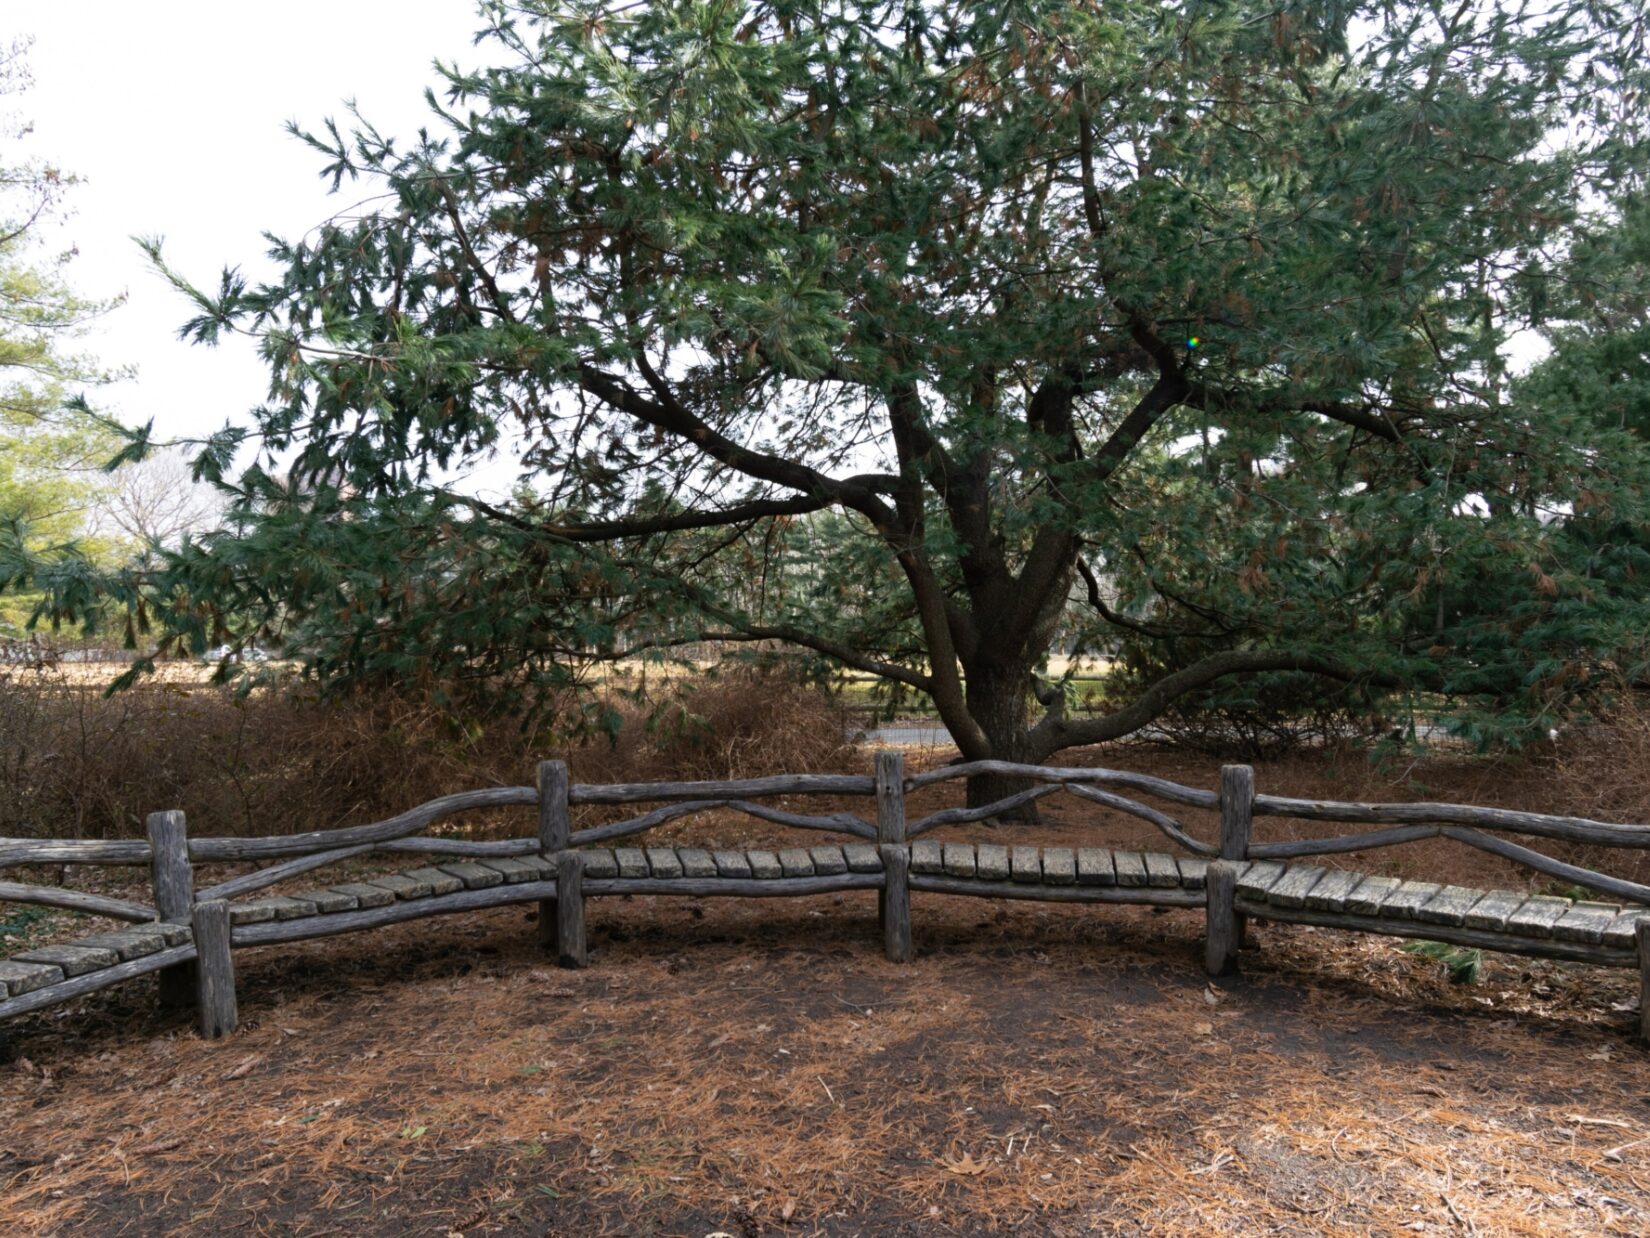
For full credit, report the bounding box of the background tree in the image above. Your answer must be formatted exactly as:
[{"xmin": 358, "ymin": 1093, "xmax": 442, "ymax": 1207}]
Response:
[
  {"xmin": 42, "ymin": 1, "xmax": 1650, "ymax": 803},
  {"xmin": 93, "ymin": 447, "xmax": 227, "ymax": 557},
  {"xmin": 0, "ymin": 36, "xmax": 125, "ymax": 633}
]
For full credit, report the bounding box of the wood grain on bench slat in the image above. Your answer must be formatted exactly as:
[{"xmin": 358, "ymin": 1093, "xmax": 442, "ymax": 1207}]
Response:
[
  {"xmin": 843, "ymin": 844, "xmax": 883, "ymax": 874},
  {"xmin": 1076, "ymin": 848, "xmax": 1115, "ymax": 886},
  {"xmin": 975, "ymin": 844, "xmax": 1010, "ymax": 882},
  {"xmin": 1302, "ymin": 870, "xmax": 1361, "ymax": 912},
  {"xmin": 710, "ymin": 849, "xmax": 751, "ymax": 879},
  {"xmin": 1112, "ymin": 851, "xmax": 1147, "ymax": 888},
  {"xmin": 1042, "ymin": 849, "xmax": 1077, "ymax": 886},
  {"xmin": 677, "ymin": 848, "xmax": 718, "ymax": 879},
  {"xmin": 1141, "ymin": 852, "xmax": 1180, "ymax": 889},
  {"xmin": 1463, "ymin": 890, "xmax": 1527, "ymax": 932},
  {"xmin": 1415, "ymin": 886, "xmax": 1484, "ymax": 928},
  {"xmin": 942, "ymin": 843, "xmax": 976, "ymax": 879}
]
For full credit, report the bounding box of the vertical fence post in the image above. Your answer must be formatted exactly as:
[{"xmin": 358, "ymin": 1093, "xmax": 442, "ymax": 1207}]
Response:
[
  {"xmin": 1218, "ymin": 764, "xmax": 1254, "ymax": 953},
  {"xmin": 555, "ymin": 851, "xmax": 588, "ymax": 969},
  {"xmin": 875, "ymin": 751, "xmax": 911, "ymax": 962},
  {"xmin": 537, "ymin": 760, "xmax": 570, "ymax": 951},
  {"xmin": 875, "ymin": 750, "xmax": 907, "ymax": 846},
  {"xmin": 147, "ymin": 810, "xmax": 195, "ymax": 1010},
  {"xmin": 193, "ymin": 899, "xmax": 238, "ymax": 1038}
]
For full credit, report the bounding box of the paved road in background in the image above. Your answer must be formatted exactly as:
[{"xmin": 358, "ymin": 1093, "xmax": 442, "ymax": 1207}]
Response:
[
  {"xmin": 853, "ymin": 721, "xmax": 1462, "ymax": 750},
  {"xmin": 856, "ymin": 723, "xmax": 954, "ymax": 749}
]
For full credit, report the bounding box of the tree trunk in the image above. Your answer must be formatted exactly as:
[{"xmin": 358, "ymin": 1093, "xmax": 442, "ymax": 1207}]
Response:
[{"xmin": 961, "ymin": 664, "xmax": 1043, "ymax": 815}]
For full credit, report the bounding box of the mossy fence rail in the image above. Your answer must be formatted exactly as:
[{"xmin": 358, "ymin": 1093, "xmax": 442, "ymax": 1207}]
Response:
[{"xmin": 5, "ymin": 753, "xmax": 1650, "ymax": 1043}]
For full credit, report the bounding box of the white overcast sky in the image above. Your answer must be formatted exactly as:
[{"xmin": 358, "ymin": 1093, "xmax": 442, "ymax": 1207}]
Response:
[{"xmin": 12, "ymin": 2, "xmax": 508, "ymax": 485}]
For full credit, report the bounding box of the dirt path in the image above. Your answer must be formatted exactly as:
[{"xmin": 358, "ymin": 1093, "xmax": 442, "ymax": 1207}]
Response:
[{"xmin": 4, "ymin": 889, "xmax": 1648, "ymax": 1235}]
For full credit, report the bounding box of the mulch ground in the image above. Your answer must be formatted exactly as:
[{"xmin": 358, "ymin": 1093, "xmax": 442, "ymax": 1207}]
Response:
[{"xmin": 5, "ymin": 741, "xmax": 1650, "ymax": 1235}]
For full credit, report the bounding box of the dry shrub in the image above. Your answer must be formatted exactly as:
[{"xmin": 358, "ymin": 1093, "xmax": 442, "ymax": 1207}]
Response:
[
  {"xmin": 0, "ymin": 664, "xmax": 850, "ymax": 841},
  {"xmin": 1539, "ymin": 694, "xmax": 1650, "ymax": 824},
  {"xmin": 581, "ymin": 666, "xmax": 854, "ymax": 784},
  {"xmin": 1525, "ymin": 692, "xmax": 1650, "ymax": 885}
]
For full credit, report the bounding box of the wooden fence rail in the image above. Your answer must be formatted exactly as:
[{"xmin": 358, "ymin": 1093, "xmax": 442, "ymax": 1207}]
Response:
[{"xmin": 5, "ymin": 754, "xmax": 1650, "ymax": 1044}]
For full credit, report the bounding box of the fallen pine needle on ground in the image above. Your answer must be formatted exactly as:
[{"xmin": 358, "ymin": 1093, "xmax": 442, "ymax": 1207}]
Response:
[{"xmin": 3, "ymin": 886, "xmax": 1649, "ymax": 1236}]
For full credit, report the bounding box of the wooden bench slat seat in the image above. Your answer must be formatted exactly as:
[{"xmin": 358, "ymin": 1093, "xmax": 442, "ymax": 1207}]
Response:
[{"xmin": 7, "ymin": 845, "xmax": 1650, "ymax": 1024}]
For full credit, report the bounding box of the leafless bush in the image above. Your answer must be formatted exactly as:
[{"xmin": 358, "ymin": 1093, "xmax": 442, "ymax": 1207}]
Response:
[
  {"xmin": 1526, "ymin": 693, "xmax": 1650, "ymax": 886},
  {"xmin": 0, "ymin": 666, "xmax": 851, "ymax": 841}
]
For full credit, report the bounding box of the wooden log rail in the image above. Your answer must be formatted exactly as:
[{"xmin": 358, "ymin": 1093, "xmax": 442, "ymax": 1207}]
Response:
[{"xmin": 6, "ymin": 755, "xmax": 1650, "ymax": 1045}]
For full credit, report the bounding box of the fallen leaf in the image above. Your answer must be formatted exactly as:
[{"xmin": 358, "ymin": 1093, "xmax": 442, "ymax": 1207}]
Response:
[
  {"xmin": 708, "ymin": 1033, "xmax": 732, "ymax": 1049},
  {"xmin": 222, "ymin": 1054, "xmax": 261, "ymax": 1081},
  {"xmin": 780, "ymin": 1198, "xmax": 797, "ymax": 1220},
  {"xmin": 944, "ymin": 1152, "xmax": 988, "ymax": 1176},
  {"xmin": 1193, "ymin": 1021, "xmax": 1214, "ymax": 1036}
]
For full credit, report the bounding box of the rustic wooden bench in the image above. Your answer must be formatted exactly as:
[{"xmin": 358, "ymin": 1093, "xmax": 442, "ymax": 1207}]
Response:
[
  {"xmin": 5, "ymin": 755, "xmax": 1650, "ymax": 1041},
  {"xmin": 5, "ymin": 842, "xmax": 1648, "ymax": 1025}
]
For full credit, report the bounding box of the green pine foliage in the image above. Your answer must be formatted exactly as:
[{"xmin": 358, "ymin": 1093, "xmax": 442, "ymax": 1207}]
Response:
[{"xmin": 20, "ymin": 3, "xmax": 1650, "ymax": 779}]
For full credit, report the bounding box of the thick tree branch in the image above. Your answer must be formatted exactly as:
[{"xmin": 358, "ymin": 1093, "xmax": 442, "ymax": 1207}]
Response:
[
  {"xmin": 694, "ymin": 625, "xmax": 935, "ymax": 692},
  {"xmin": 554, "ymin": 495, "xmax": 831, "ymax": 541},
  {"xmin": 1075, "ymin": 557, "xmax": 1222, "ymax": 641},
  {"xmin": 446, "ymin": 491, "xmax": 837, "ymax": 543},
  {"xmin": 576, "ymin": 361, "xmax": 899, "ymax": 522},
  {"xmin": 1029, "ymin": 649, "xmax": 1383, "ymax": 754},
  {"xmin": 1186, "ymin": 381, "xmax": 1405, "ymax": 443}
]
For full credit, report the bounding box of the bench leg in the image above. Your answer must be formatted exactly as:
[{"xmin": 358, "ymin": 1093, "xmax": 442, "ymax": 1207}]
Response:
[
  {"xmin": 556, "ymin": 852, "xmax": 588, "ymax": 969},
  {"xmin": 193, "ymin": 899, "xmax": 238, "ymax": 1039},
  {"xmin": 1205, "ymin": 861, "xmax": 1240, "ymax": 977},
  {"xmin": 880, "ymin": 845, "xmax": 912, "ymax": 963}
]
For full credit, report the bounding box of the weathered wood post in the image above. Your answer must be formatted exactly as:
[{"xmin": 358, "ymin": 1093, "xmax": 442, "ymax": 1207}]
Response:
[
  {"xmin": 555, "ymin": 851, "xmax": 588, "ymax": 969},
  {"xmin": 875, "ymin": 751, "xmax": 912, "ymax": 962},
  {"xmin": 881, "ymin": 846, "xmax": 913, "ymax": 964},
  {"xmin": 1204, "ymin": 861, "xmax": 1240, "ymax": 977},
  {"xmin": 537, "ymin": 760, "xmax": 570, "ymax": 950},
  {"xmin": 193, "ymin": 899, "xmax": 238, "ymax": 1038},
  {"xmin": 1218, "ymin": 764, "xmax": 1254, "ymax": 952},
  {"xmin": 1636, "ymin": 920, "xmax": 1650, "ymax": 1046},
  {"xmin": 147, "ymin": 810, "xmax": 195, "ymax": 1009}
]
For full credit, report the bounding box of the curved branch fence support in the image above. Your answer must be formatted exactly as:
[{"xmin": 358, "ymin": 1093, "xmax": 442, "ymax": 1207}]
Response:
[{"xmin": 147, "ymin": 810, "xmax": 195, "ymax": 1011}]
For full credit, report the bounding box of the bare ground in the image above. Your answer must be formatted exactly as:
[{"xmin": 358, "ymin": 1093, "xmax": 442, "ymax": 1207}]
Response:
[{"xmin": 5, "ymin": 742, "xmax": 1650, "ymax": 1235}]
